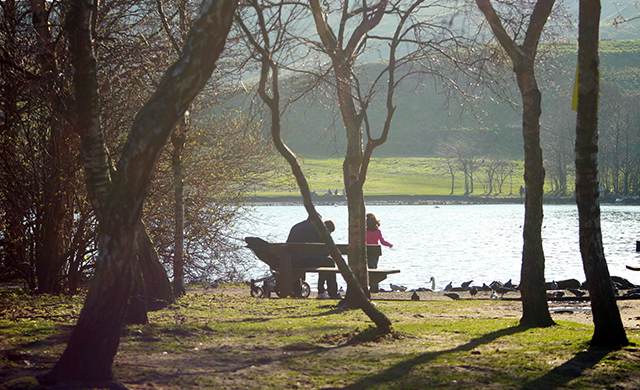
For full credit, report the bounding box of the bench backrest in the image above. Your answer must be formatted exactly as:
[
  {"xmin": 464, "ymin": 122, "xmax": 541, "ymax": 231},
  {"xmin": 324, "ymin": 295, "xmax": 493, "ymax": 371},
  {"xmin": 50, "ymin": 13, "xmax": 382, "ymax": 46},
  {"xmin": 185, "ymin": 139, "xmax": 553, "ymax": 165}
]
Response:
[{"xmin": 268, "ymin": 243, "xmax": 382, "ymax": 257}]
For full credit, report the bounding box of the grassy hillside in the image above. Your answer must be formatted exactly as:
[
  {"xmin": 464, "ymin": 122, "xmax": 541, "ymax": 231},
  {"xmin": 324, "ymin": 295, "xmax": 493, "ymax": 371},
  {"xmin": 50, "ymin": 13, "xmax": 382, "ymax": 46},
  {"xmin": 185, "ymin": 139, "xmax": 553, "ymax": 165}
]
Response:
[
  {"xmin": 231, "ymin": 39, "xmax": 640, "ymax": 160},
  {"xmin": 257, "ymin": 157, "xmax": 528, "ymax": 197}
]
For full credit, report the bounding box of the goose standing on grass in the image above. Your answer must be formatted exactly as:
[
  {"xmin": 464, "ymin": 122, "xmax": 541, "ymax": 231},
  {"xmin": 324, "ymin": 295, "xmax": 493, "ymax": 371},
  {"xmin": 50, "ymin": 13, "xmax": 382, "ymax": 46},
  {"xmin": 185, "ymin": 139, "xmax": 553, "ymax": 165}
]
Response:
[
  {"xmin": 411, "ymin": 291, "xmax": 420, "ymax": 301},
  {"xmin": 445, "ymin": 282, "xmax": 453, "ymax": 291},
  {"xmin": 469, "ymin": 286, "xmax": 478, "ymax": 297},
  {"xmin": 444, "ymin": 292, "xmax": 460, "ymax": 300},
  {"xmin": 495, "ymin": 286, "xmax": 513, "ymax": 298}
]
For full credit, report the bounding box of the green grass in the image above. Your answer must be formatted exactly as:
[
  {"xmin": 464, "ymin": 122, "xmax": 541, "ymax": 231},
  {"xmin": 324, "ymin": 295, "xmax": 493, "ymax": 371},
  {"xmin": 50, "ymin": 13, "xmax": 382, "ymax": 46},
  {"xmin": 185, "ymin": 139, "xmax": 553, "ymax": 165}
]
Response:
[
  {"xmin": 2, "ymin": 285, "xmax": 640, "ymax": 390},
  {"xmin": 260, "ymin": 157, "xmax": 529, "ymax": 197}
]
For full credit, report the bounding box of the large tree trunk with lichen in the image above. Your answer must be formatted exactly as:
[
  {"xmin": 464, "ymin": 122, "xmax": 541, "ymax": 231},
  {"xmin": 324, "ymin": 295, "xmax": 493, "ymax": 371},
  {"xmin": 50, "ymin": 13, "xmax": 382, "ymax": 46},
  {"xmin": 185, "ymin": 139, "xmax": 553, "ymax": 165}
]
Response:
[
  {"xmin": 39, "ymin": 0, "xmax": 237, "ymax": 385},
  {"xmin": 575, "ymin": 0, "xmax": 628, "ymax": 348},
  {"xmin": 63, "ymin": 0, "xmax": 174, "ymax": 317}
]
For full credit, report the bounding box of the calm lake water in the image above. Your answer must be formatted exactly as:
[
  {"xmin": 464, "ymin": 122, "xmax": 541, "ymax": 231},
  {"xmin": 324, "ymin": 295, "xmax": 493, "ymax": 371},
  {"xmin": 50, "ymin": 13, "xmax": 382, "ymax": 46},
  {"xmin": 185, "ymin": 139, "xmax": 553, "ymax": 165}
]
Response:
[{"xmin": 238, "ymin": 204, "xmax": 640, "ymax": 291}]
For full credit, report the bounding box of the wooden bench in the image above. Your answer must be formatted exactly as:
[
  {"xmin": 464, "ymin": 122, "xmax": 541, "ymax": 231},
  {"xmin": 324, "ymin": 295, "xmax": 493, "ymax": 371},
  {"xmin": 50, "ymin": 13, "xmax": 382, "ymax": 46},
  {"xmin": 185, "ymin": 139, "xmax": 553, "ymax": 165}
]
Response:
[{"xmin": 247, "ymin": 239, "xmax": 400, "ymax": 297}]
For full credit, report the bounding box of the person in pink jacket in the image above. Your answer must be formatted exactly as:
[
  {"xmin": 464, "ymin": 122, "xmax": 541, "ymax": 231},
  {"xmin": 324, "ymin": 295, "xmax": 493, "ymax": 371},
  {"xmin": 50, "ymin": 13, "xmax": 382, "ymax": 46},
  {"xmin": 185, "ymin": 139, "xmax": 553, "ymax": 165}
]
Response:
[{"xmin": 366, "ymin": 213, "xmax": 392, "ymax": 292}]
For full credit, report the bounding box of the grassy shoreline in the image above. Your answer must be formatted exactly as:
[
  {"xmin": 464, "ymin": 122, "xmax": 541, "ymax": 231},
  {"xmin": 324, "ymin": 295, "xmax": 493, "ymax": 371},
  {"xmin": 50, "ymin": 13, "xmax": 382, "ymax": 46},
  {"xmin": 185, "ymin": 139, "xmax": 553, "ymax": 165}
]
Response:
[
  {"xmin": 247, "ymin": 193, "xmax": 640, "ymax": 206},
  {"xmin": 246, "ymin": 193, "xmax": 581, "ymax": 206}
]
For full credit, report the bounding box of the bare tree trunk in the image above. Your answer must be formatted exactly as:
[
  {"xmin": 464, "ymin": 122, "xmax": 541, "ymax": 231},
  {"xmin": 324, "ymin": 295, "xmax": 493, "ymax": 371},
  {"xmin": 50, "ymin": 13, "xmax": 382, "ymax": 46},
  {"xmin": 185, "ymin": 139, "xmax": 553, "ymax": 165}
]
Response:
[
  {"xmin": 172, "ymin": 123, "xmax": 187, "ymax": 297},
  {"xmin": 158, "ymin": 0, "xmax": 191, "ymax": 298},
  {"xmin": 575, "ymin": 0, "xmax": 628, "ymax": 348},
  {"xmin": 137, "ymin": 221, "xmax": 175, "ymax": 307},
  {"xmin": 340, "ymin": 68, "xmax": 369, "ymax": 300},
  {"xmin": 518, "ymin": 68, "xmax": 553, "ymax": 327},
  {"xmin": 31, "ymin": 0, "xmax": 75, "ymax": 294},
  {"xmin": 39, "ymin": 0, "xmax": 237, "ymax": 384},
  {"xmin": 476, "ymin": 0, "xmax": 555, "ymax": 327}
]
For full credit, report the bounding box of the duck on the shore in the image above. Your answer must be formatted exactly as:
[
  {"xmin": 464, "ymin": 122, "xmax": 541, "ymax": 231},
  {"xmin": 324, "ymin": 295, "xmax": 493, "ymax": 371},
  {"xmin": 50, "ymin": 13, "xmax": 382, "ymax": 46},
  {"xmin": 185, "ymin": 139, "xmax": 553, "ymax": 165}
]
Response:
[{"xmin": 390, "ymin": 283, "xmax": 407, "ymax": 292}]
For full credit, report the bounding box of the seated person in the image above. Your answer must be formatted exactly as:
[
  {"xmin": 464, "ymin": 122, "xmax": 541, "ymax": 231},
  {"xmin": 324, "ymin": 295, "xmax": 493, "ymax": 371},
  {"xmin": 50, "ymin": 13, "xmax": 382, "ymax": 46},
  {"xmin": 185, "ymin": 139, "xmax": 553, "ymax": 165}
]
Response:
[{"xmin": 286, "ymin": 215, "xmax": 339, "ymax": 298}]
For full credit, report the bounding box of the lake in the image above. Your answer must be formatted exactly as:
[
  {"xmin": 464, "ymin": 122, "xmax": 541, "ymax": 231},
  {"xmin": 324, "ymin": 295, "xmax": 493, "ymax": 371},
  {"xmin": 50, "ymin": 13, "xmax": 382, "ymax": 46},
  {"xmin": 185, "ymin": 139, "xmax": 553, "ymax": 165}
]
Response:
[{"xmin": 238, "ymin": 204, "xmax": 640, "ymax": 291}]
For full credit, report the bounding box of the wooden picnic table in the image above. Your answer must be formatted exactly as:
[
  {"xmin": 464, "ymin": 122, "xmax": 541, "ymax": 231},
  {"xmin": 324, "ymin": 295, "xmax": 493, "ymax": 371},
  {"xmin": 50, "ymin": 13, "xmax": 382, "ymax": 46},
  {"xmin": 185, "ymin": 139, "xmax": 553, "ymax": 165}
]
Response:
[{"xmin": 247, "ymin": 239, "xmax": 400, "ymax": 297}]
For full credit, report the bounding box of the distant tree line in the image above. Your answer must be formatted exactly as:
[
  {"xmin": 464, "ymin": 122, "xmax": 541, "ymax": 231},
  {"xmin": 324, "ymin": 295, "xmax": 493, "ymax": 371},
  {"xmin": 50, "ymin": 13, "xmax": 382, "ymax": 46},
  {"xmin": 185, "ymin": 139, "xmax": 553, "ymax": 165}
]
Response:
[
  {"xmin": 541, "ymin": 83, "xmax": 640, "ymax": 197},
  {"xmin": 436, "ymin": 133, "xmax": 521, "ymax": 196},
  {"xmin": 433, "ymin": 82, "xmax": 640, "ymax": 198}
]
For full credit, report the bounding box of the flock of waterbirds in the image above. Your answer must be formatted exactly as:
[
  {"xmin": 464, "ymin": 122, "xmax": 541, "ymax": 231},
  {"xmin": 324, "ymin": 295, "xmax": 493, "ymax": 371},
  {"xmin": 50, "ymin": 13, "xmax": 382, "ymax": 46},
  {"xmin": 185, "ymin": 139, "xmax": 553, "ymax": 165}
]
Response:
[{"xmin": 384, "ymin": 276, "xmax": 640, "ymax": 301}]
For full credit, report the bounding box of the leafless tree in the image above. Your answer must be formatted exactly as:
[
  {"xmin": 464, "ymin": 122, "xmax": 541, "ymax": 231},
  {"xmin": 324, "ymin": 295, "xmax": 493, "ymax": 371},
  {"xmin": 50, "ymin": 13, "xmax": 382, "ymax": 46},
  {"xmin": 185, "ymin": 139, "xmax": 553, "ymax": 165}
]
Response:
[
  {"xmin": 476, "ymin": 0, "xmax": 556, "ymax": 327},
  {"xmin": 235, "ymin": 0, "xmax": 393, "ymax": 331},
  {"xmin": 541, "ymin": 99, "xmax": 575, "ymax": 196},
  {"xmin": 598, "ymin": 85, "xmax": 640, "ymax": 195},
  {"xmin": 574, "ymin": 0, "xmax": 628, "ymax": 348},
  {"xmin": 39, "ymin": 0, "xmax": 238, "ymax": 386}
]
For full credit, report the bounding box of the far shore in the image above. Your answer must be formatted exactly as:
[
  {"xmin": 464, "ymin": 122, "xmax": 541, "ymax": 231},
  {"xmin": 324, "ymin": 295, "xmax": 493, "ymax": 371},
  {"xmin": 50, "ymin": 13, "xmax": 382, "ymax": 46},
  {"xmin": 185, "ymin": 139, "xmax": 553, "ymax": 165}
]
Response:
[{"xmin": 246, "ymin": 194, "xmax": 640, "ymax": 206}]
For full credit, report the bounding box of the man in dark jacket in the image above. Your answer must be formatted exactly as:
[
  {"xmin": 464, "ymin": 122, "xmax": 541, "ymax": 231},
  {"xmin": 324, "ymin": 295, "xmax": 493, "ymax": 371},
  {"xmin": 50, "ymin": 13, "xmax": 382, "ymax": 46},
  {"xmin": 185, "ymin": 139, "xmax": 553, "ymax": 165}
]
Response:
[{"xmin": 286, "ymin": 215, "xmax": 339, "ymax": 299}]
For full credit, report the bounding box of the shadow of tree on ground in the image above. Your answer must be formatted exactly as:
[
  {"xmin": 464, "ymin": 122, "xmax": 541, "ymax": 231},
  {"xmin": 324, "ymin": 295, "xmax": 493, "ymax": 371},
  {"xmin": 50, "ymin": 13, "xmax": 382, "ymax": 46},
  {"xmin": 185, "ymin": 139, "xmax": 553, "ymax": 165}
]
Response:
[{"xmin": 344, "ymin": 325, "xmax": 529, "ymax": 389}]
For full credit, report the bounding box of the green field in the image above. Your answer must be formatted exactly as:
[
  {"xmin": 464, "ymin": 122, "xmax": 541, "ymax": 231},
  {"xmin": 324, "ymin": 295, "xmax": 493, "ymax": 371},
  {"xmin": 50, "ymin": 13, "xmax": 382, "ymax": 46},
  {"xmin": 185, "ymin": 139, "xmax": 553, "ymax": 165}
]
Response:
[{"xmin": 260, "ymin": 157, "xmax": 528, "ymax": 197}]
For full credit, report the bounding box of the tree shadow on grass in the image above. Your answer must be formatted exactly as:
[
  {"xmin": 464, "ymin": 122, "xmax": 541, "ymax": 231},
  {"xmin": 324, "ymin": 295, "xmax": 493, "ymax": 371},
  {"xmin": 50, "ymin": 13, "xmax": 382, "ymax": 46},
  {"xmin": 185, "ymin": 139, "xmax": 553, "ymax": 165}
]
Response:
[
  {"xmin": 519, "ymin": 347, "xmax": 612, "ymax": 390},
  {"xmin": 220, "ymin": 304, "xmax": 350, "ymax": 325},
  {"xmin": 342, "ymin": 324, "xmax": 617, "ymax": 390},
  {"xmin": 343, "ymin": 324, "xmax": 529, "ymax": 389}
]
